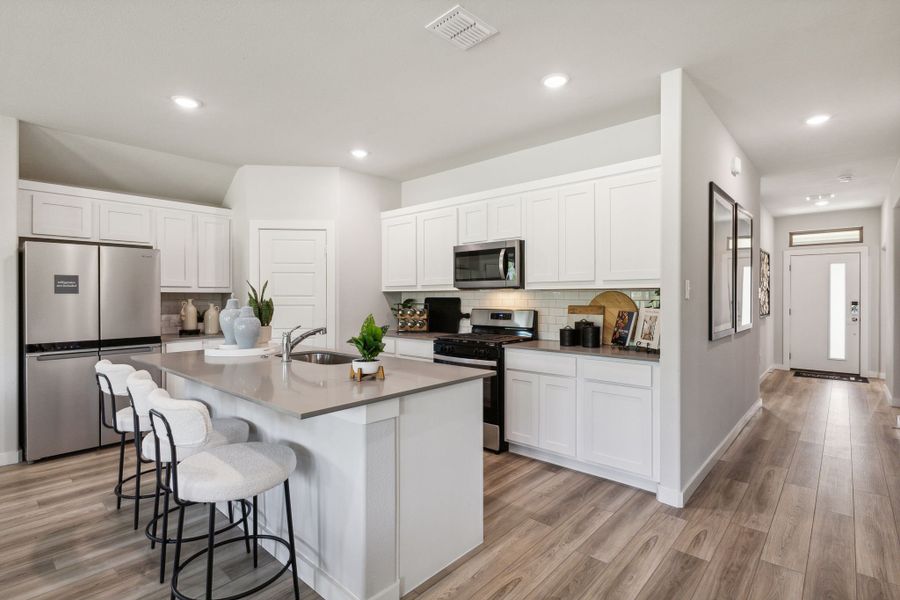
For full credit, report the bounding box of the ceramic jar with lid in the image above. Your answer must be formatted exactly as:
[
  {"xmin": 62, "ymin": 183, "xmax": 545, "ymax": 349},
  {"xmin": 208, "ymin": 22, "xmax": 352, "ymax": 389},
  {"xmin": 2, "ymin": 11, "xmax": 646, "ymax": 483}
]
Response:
[
  {"xmin": 219, "ymin": 296, "xmax": 241, "ymax": 345},
  {"xmin": 233, "ymin": 306, "xmax": 261, "ymax": 349}
]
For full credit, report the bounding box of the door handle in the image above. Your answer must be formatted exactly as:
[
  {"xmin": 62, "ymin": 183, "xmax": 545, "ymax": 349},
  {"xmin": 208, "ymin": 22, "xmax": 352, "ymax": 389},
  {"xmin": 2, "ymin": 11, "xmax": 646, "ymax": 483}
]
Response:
[{"xmin": 498, "ymin": 249, "xmax": 507, "ymax": 280}]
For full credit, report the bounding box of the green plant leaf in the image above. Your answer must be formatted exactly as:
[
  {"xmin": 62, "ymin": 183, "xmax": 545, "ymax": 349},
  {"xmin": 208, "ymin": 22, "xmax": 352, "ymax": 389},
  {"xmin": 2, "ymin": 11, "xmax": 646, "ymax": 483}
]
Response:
[{"xmin": 347, "ymin": 314, "xmax": 387, "ymax": 360}]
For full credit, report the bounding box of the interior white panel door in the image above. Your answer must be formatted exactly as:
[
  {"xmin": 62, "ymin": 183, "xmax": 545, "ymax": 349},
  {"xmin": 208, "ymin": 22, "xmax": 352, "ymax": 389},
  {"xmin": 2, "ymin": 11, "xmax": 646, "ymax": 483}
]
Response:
[
  {"xmin": 504, "ymin": 370, "xmax": 540, "ymax": 446},
  {"xmin": 596, "ymin": 169, "xmax": 661, "ymax": 282},
  {"xmin": 381, "ymin": 216, "xmax": 417, "ymax": 288},
  {"xmin": 416, "ymin": 208, "xmax": 457, "ymax": 287},
  {"xmin": 98, "ymin": 201, "xmax": 152, "ymax": 244},
  {"xmin": 157, "ymin": 210, "xmax": 196, "ymax": 288},
  {"xmin": 31, "ymin": 191, "xmax": 94, "ymax": 239},
  {"xmin": 258, "ymin": 229, "xmax": 328, "ymax": 347},
  {"xmin": 789, "ymin": 252, "xmax": 861, "ymax": 374},
  {"xmin": 524, "ymin": 189, "xmax": 559, "ymax": 284},
  {"xmin": 487, "ymin": 195, "xmax": 522, "ymax": 241},
  {"xmin": 457, "ymin": 202, "xmax": 488, "ymax": 244},
  {"xmin": 578, "ymin": 381, "xmax": 652, "ymax": 477},
  {"xmin": 197, "ymin": 214, "xmax": 231, "ymax": 289},
  {"xmin": 558, "ymin": 182, "xmax": 595, "ymax": 282},
  {"xmin": 538, "ymin": 375, "xmax": 577, "ymax": 457}
]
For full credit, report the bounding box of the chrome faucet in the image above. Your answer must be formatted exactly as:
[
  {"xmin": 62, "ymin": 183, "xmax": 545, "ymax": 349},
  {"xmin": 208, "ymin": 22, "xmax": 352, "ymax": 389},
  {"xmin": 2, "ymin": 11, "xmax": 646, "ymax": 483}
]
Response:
[{"xmin": 281, "ymin": 325, "xmax": 327, "ymax": 362}]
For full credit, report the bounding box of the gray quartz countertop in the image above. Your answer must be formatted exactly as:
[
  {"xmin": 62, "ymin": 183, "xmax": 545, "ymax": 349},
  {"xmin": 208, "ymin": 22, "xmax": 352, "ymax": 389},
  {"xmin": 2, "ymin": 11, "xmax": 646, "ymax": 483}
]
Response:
[
  {"xmin": 510, "ymin": 340, "xmax": 660, "ymax": 363},
  {"xmin": 384, "ymin": 330, "xmax": 448, "ymax": 340},
  {"xmin": 161, "ymin": 332, "xmax": 226, "ymax": 343},
  {"xmin": 135, "ymin": 349, "xmax": 493, "ymax": 419}
]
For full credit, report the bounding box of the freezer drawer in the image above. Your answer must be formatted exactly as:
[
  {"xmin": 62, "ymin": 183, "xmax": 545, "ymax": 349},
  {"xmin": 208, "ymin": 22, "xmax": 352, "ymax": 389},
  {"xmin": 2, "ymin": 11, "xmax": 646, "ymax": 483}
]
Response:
[
  {"xmin": 24, "ymin": 350, "xmax": 100, "ymax": 461},
  {"xmin": 98, "ymin": 344, "xmax": 162, "ymax": 445}
]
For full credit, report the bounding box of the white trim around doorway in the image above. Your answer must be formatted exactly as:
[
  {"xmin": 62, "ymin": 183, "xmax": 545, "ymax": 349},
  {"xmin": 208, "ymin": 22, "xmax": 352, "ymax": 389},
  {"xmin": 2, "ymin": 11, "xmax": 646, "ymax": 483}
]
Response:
[
  {"xmin": 249, "ymin": 220, "xmax": 337, "ymax": 350},
  {"xmin": 782, "ymin": 244, "xmax": 869, "ymax": 376}
]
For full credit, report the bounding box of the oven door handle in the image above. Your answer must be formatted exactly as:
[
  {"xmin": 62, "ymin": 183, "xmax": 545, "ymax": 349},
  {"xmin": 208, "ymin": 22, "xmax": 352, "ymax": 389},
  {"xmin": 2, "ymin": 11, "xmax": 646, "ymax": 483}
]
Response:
[{"xmin": 435, "ymin": 355, "xmax": 498, "ymax": 368}]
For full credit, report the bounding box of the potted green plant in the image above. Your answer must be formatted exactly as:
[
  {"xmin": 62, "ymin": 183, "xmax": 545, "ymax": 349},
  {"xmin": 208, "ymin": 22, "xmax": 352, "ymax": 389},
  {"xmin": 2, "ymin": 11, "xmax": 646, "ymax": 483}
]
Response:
[
  {"xmin": 247, "ymin": 280, "xmax": 275, "ymax": 343},
  {"xmin": 347, "ymin": 314, "xmax": 389, "ymax": 375}
]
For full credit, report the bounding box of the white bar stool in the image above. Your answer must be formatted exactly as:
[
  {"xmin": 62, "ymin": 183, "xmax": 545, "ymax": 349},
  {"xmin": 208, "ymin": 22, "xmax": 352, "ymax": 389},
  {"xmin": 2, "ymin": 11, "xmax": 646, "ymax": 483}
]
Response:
[
  {"xmin": 94, "ymin": 360, "xmax": 156, "ymax": 529},
  {"xmin": 148, "ymin": 406, "xmax": 301, "ymax": 600},
  {"xmin": 134, "ymin": 384, "xmax": 252, "ymax": 583}
]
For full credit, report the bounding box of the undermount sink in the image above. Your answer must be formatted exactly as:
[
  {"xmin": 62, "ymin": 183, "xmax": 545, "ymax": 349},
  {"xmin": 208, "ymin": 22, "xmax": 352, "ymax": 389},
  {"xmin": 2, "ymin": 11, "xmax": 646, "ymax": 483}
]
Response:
[{"xmin": 284, "ymin": 351, "xmax": 356, "ymax": 365}]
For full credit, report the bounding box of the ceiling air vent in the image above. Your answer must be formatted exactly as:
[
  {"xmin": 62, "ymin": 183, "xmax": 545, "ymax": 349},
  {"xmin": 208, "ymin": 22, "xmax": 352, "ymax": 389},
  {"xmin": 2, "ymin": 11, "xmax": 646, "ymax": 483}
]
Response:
[{"xmin": 426, "ymin": 5, "xmax": 498, "ymax": 50}]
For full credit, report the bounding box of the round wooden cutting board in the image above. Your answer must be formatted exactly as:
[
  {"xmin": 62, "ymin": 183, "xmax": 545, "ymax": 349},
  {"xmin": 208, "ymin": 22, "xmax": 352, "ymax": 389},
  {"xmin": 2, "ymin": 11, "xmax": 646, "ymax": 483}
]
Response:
[{"xmin": 590, "ymin": 291, "xmax": 639, "ymax": 345}]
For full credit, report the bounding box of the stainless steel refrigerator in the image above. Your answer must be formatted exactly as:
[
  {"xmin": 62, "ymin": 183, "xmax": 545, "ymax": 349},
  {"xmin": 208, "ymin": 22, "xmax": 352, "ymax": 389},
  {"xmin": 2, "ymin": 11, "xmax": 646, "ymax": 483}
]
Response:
[{"xmin": 20, "ymin": 241, "xmax": 162, "ymax": 461}]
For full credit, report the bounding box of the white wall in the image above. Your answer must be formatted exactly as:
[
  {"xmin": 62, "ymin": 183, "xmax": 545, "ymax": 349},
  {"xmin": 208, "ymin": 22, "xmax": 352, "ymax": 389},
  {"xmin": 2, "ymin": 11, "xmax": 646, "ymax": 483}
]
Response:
[
  {"xmin": 19, "ymin": 123, "xmax": 237, "ymax": 206},
  {"xmin": 759, "ymin": 205, "xmax": 776, "ymax": 378},
  {"xmin": 400, "ymin": 115, "xmax": 660, "ymax": 206},
  {"xmin": 223, "ymin": 165, "xmax": 400, "ymax": 345},
  {"xmin": 885, "ymin": 159, "xmax": 900, "ymax": 401},
  {"xmin": 0, "ymin": 115, "xmax": 19, "ymax": 465},
  {"xmin": 661, "ymin": 69, "xmax": 762, "ymax": 501},
  {"xmin": 772, "ymin": 208, "xmax": 881, "ymax": 374}
]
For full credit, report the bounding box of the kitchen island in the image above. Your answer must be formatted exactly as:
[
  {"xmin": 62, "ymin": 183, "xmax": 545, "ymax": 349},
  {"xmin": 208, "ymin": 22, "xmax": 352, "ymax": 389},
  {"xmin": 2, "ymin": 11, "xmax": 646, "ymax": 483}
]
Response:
[{"xmin": 137, "ymin": 350, "xmax": 493, "ymax": 600}]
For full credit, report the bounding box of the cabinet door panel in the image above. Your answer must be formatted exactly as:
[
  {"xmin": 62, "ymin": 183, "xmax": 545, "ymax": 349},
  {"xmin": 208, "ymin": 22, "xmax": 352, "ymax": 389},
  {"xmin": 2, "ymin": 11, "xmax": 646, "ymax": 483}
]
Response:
[
  {"xmin": 487, "ymin": 195, "xmax": 522, "ymax": 241},
  {"xmin": 416, "ymin": 208, "xmax": 457, "ymax": 287},
  {"xmin": 31, "ymin": 192, "xmax": 93, "ymax": 239},
  {"xmin": 99, "ymin": 201, "xmax": 152, "ymax": 244},
  {"xmin": 197, "ymin": 214, "xmax": 231, "ymax": 289},
  {"xmin": 524, "ymin": 189, "xmax": 559, "ymax": 284},
  {"xmin": 458, "ymin": 202, "xmax": 488, "ymax": 244},
  {"xmin": 505, "ymin": 370, "xmax": 540, "ymax": 446},
  {"xmin": 539, "ymin": 375, "xmax": 577, "ymax": 457},
  {"xmin": 558, "ymin": 182, "xmax": 595, "ymax": 282},
  {"xmin": 579, "ymin": 381, "xmax": 652, "ymax": 477},
  {"xmin": 382, "ymin": 216, "xmax": 417, "ymax": 288},
  {"xmin": 157, "ymin": 210, "xmax": 196, "ymax": 288},
  {"xmin": 596, "ymin": 169, "xmax": 661, "ymax": 282}
]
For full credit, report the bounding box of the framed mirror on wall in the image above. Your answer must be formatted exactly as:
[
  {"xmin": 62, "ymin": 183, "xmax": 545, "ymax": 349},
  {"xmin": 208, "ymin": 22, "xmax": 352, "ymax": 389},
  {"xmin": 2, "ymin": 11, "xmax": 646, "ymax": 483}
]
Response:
[
  {"xmin": 735, "ymin": 206, "xmax": 754, "ymax": 333},
  {"xmin": 709, "ymin": 182, "xmax": 736, "ymax": 340}
]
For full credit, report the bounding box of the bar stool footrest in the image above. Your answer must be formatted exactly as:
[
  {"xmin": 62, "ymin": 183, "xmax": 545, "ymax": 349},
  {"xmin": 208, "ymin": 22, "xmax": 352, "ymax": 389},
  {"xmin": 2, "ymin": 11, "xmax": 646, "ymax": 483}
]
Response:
[
  {"xmin": 145, "ymin": 500, "xmax": 252, "ymax": 545},
  {"xmin": 114, "ymin": 467, "xmax": 158, "ymax": 501}
]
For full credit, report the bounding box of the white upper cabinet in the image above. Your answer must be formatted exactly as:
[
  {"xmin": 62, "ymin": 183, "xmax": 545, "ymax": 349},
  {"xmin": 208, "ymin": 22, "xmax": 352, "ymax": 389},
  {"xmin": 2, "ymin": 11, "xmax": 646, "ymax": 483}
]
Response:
[
  {"xmin": 486, "ymin": 195, "xmax": 522, "ymax": 241},
  {"xmin": 31, "ymin": 192, "xmax": 93, "ymax": 239},
  {"xmin": 417, "ymin": 208, "xmax": 457, "ymax": 288},
  {"xmin": 98, "ymin": 201, "xmax": 152, "ymax": 244},
  {"xmin": 457, "ymin": 202, "xmax": 488, "ymax": 244},
  {"xmin": 197, "ymin": 214, "xmax": 231, "ymax": 289},
  {"xmin": 382, "ymin": 215, "xmax": 417, "ymax": 289},
  {"xmin": 595, "ymin": 168, "xmax": 661, "ymax": 284},
  {"xmin": 157, "ymin": 210, "xmax": 196, "ymax": 289},
  {"xmin": 524, "ymin": 188, "xmax": 559, "ymax": 284},
  {"xmin": 558, "ymin": 182, "xmax": 595, "ymax": 282}
]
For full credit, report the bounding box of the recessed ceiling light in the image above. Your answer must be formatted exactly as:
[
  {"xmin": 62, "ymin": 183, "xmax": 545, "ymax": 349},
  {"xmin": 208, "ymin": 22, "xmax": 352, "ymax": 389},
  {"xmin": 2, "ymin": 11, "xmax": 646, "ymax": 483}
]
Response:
[
  {"xmin": 542, "ymin": 73, "xmax": 569, "ymax": 89},
  {"xmin": 805, "ymin": 114, "xmax": 831, "ymax": 126},
  {"xmin": 815, "ymin": 199, "xmax": 829, "ymax": 207},
  {"xmin": 838, "ymin": 174, "xmax": 853, "ymax": 183},
  {"xmin": 350, "ymin": 148, "xmax": 368, "ymax": 159},
  {"xmin": 171, "ymin": 96, "xmax": 202, "ymax": 110},
  {"xmin": 805, "ymin": 196, "xmax": 811, "ymax": 202}
]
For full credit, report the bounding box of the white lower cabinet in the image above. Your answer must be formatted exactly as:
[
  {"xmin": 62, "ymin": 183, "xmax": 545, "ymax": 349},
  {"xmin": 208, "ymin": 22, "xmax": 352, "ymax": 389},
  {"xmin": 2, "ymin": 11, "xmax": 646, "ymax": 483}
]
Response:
[
  {"xmin": 538, "ymin": 375, "xmax": 577, "ymax": 457},
  {"xmin": 578, "ymin": 380, "xmax": 652, "ymax": 478},
  {"xmin": 380, "ymin": 337, "xmax": 434, "ymax": 362},
  {"xmin": 504, "ymin": 348, "xmax": 657, "ymax": 485},
  {"xmin": 504, "ymin": 370, "xmax": 540, "ymax": 446}
]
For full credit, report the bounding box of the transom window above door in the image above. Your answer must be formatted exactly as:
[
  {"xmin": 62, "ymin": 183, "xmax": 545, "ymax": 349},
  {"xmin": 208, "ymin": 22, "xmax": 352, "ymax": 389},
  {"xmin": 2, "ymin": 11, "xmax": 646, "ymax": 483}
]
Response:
[{"xmin": 789, "ymin": 226, "xmax": 863, "ymax": 247}]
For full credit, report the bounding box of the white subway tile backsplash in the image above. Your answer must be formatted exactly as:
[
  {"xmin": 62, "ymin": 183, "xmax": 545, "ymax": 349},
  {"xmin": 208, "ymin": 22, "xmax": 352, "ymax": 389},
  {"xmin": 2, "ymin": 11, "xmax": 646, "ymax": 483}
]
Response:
[{"xmin": 398, "ymin": 288, "xmax": 660, "ymax": 341}]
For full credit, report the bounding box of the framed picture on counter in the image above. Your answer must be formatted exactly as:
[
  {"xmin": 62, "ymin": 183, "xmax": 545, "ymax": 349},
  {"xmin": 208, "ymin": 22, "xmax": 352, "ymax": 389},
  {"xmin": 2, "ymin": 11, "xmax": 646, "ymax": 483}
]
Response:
[{"xmin": 633, "ymin": 308, "xmax": 660, "ymax": 350}]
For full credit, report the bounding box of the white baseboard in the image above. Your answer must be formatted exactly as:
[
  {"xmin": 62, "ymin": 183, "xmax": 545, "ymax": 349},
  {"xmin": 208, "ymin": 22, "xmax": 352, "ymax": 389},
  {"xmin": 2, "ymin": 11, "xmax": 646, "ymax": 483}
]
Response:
[
  {"xmin": 0, "ymin": 449, "xmax": 21, "ymax": 467},
  {"xmin": 759, "ymin": 365, "xmax": 776, "ymax": 383},
  {"xmin": 655, "ymin": 486, "xmax": 683, "ymax": 507},
  {"xmin": 774, "ymin": 364, "xmax": 789, "ymax": 371},
  {"xmin": 679, "ymin": 398, "xmax": 762, "ymax": 507}
]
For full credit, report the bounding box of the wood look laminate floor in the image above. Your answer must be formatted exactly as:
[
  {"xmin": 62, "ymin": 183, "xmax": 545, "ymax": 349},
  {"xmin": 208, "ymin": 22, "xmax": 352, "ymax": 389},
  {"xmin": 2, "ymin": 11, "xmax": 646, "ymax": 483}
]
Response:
[{"xmin": 4, "ymin": 370, "xmax": 900, "ymax": 599}]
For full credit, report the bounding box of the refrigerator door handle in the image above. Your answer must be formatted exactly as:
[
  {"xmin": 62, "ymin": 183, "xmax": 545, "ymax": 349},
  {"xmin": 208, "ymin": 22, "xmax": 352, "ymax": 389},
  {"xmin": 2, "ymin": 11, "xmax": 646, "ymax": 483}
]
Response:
[
  {"xmin": 35, "ymin": 350, "xmax": 100, "ymax": 361},
  {"xmin": 100, "ymin": 346, "xmax": 158, "ymax": 356}
]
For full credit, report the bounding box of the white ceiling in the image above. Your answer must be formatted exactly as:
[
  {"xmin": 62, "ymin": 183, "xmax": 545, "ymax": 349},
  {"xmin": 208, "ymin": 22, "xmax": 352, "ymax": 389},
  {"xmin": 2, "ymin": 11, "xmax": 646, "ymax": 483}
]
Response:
[{"xmin": 1, "ymin": 1, "xmax": 898, "ymax": 212}]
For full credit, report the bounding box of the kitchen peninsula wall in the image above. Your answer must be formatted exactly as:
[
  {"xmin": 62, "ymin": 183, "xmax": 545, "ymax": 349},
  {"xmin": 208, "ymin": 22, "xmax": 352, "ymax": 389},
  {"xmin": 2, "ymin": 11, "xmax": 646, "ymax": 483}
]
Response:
[{"xmin": 389, "ymin": 288, "xmax": 659, "ymax": 341}]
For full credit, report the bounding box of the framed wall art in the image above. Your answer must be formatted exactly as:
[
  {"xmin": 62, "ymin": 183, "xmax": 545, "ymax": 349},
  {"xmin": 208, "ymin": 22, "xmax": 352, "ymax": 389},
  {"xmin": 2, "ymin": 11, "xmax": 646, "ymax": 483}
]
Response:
[{"xmin": 759, "ymin": 249, "xmax": 771, "ymax": 317}]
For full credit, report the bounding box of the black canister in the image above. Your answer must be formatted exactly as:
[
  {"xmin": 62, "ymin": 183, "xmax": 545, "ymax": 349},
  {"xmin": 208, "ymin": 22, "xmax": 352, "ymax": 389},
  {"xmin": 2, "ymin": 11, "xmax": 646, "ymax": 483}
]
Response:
[
  {"xmin": 559, "ymin": 326, "xmax": 579, "ymax": 346},
  {"xmin": 581, "ymin": 325, "xmax": 601, "ymax": 348}
]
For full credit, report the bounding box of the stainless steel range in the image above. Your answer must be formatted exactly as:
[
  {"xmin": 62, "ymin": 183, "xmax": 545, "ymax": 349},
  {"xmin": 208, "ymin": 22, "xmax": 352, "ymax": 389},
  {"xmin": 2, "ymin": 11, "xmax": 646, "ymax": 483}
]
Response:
[{"xmin": 432, "ymin": 308, "xmax": 537, "ymax": 452}]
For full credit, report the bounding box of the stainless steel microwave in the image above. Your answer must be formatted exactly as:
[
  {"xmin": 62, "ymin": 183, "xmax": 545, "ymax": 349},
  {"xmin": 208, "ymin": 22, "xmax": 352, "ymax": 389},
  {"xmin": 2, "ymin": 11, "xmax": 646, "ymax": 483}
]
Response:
[{"xmin": 453, "ymin": 240, "xmax": 523, "ymax": 289}]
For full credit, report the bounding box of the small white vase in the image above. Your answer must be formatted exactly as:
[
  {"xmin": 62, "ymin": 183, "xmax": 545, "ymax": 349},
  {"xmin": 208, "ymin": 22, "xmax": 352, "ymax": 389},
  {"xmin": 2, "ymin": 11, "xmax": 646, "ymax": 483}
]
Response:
[
  {"xmin": 233, "ymin": 306, "xmax": 261, "ymax": 349},
  {"xmin": 219, "ymin": 297, "xmax": 241, "ymax": 345},
  {"xmin": 352, "ymin": 359, "xmax": 382, "ymax": 375}
]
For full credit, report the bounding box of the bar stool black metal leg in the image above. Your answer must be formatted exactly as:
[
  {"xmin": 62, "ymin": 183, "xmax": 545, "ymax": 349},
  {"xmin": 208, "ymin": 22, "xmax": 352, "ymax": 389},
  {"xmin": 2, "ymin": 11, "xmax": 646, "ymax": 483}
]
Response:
[
  {"xmin": 206, "ymin": 503, "xmax": 216, "ymax": 600},
  {"xmin": 241, "ymin": 500, "xmax": 251, "ymax": 554},
  {"xmin": 133, "ymin": 442, "xmax": 142, "ymax": 530},
  {"xmin": 171, "ymin": 500, "xmax": 185, "ymax": 600},
  {"xmin": 252, "ymin": 495, "xmax": 259, "ymax": 568},
  {"xmin": 150, "ymin": 463, "xmax": 162, "ymax": 550},
  {"xmin": 227, "ymin": 501, "xmax": 234, "ymax": 523},
  {"xmin": 116, "ymin": 434, "xmax": 126, "ymax": 510},
  {"xmin": 159, "ymin": 485, "xmax": 171, "ymax": 583},
  {"xmin": 283, "ymin": 481, "xmax": 301, "ymax": 600}
]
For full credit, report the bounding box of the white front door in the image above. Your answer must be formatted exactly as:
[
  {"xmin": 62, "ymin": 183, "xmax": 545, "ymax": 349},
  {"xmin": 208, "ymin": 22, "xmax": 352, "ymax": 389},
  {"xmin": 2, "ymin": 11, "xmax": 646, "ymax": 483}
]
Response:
[
  {"xmin": 258, "ymin": 229, "xmax": 329, "ymax": 348},
  {"xmin": 789, "ymin": 252, "xmax": 861, "ymax": 374}
]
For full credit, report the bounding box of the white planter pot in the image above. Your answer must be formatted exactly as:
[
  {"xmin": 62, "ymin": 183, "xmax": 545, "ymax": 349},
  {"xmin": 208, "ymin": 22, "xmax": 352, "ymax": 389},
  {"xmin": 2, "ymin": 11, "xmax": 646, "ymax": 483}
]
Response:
[{"xmin": 352, "ymin": 359, "xmax": 382, "ymax": 375}]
